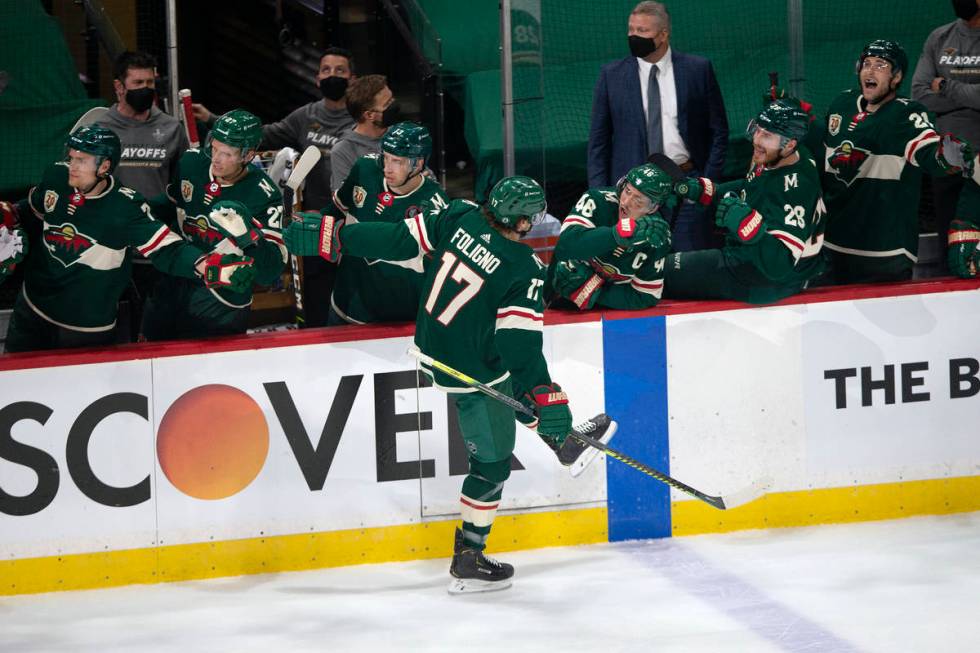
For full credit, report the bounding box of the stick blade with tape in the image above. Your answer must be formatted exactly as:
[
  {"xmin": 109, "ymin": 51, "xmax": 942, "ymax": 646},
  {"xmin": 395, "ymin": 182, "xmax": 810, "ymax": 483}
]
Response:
[
  {"xmin": 70, "ymin": 107, "xmax": 109, "ymax": 132},
  {"xmin": 286, "ymin": 146, "xmax": 322, "ymax": 192}
]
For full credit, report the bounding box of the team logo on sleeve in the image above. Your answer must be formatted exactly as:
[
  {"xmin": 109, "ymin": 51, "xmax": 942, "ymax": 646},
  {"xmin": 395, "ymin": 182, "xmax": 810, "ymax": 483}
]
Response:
[
  {"xmin": 43, "ymin": 223, "xmax": 95, "ymax": 266},
  {"xmin": 43, "ymin": 190, "xmax": 59, "ymax": 213},
  {"xmin": 352, "ymin": 185, "xmax": 367, "ymax": 208},
  {"xmin": 828, "ymin": 140, "xmax": 871, "ymax": 186},
  {"xmin": 181, "ymin": 180, "xmax": 194, "ymax": 202},
  {"xmin": 828, "ymin": 114, "xmax": 842, "ymax": 136}
]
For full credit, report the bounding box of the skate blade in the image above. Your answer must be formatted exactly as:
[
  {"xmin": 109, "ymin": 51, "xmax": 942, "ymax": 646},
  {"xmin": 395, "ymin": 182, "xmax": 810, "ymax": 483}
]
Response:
[
  {"xmin": 569, "ymin": 419, "xmax": 618, "ymax": 478},
  {"xmin": 447, "ymin": 577, "xmax": 513, "ymax": 595}
]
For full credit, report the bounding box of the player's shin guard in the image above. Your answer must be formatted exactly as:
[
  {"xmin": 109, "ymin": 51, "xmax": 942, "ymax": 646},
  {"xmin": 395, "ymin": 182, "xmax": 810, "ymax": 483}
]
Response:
[
  {"xmin": 458, "ymin": 458, "xmax": 509, "ymax": 550},
  {"xmin": 449, "ymin": 458, "xmax": 514, "ymax": 594}
]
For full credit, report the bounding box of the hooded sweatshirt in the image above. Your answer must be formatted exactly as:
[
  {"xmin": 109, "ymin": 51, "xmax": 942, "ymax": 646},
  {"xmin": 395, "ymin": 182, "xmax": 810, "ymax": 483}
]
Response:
[{"xmin": 97, "ymin": 104, "xmax": 188, "ymax": 198}]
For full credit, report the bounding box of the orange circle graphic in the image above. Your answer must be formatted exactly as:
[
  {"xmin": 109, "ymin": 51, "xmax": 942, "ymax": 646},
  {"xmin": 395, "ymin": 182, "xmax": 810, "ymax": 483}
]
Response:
[{"xmin": 157, "ymin": 384, "xmax": 269, "ymax": 500}]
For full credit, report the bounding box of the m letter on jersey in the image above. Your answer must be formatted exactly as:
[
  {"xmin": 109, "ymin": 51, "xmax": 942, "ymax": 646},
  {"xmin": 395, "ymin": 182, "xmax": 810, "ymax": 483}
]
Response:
[
  {"xmin": 784, "ymin": 173, "xmax": 798, "ymax": 191},
  {"xmin": 258, "ymin": 178, "xmax": 276, "ymax": 199}
]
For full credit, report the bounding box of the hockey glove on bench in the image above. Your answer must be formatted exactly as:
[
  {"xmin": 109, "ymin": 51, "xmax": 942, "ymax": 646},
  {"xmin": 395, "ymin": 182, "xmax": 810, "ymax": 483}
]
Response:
[
  {"xmin": 209, "ymin": 200, "xmax": 261, "ymax": 250},
  {"xmin": 613, "ymin": 214, "xmax": 671, "ymax": 250},
  {"xmin": 283, "ymin": 211, "xmax": 344, "ymax": 262},
  {"xmin": 0, "ymin": 225, "xmax": 28, "ymax": 283},
  {"xmin": 936, "ymin": 134, "xmax": 975, "ymax": 178},
  {"xmin": 674, "ymin": 177, "xmax": 716, "ymax": 206},
  {"xmin": 948, "ymin": 219, "xmax": 980, "ymax": 278},
  {"xmin": 716, "ymin": 195, "xmax": 765, "ymax": 244},
  {"xmin": 554, "ymin": 260, "xmax": 604, "ymax": 310},
  {"xmin": 200, "ymin": 253, "xmax": 255, "ymax": 292}
]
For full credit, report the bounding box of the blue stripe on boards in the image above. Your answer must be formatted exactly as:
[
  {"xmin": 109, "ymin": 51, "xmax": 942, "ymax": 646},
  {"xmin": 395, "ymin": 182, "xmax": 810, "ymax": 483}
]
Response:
[{"xmin": 602, "ymin": 316, "xmax": 671, "ymax": 541}]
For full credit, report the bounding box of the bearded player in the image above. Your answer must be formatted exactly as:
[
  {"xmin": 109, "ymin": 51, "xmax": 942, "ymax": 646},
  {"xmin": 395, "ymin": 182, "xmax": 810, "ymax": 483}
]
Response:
[
  {"xmin": 283, "ymin": 176, "xmax": 614, "ymax": 594},
  {"xmin": 667, "ymin": 100, "xmax": 825, "ymax": 303},
  {"xmin": 814, "ymin": 40, "xmax": 974, "ymax": 283}
]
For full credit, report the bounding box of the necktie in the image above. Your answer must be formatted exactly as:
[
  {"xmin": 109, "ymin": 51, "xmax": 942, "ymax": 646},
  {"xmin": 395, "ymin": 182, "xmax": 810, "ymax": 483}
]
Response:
[{"xmin": 647, "ymin": 65, "xmax": 663, "ymax": 155}]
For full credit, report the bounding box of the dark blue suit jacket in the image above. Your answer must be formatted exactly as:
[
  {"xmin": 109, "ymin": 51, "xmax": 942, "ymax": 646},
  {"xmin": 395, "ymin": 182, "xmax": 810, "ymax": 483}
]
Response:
[{"xmin": 587, "ymin": 51, "xmax": 729, "ymax": 188}]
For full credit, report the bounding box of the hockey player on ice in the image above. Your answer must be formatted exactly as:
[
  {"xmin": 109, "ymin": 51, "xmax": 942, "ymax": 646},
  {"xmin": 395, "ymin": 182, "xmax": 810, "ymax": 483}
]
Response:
[{"xmin": 283, "ymin": 176, "xmax": 615, "ymax": 593}]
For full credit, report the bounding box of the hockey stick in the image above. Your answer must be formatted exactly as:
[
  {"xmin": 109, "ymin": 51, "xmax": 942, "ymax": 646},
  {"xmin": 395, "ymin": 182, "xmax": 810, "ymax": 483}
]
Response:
[
  {"xmin": 407, "ymin": 347, "xmax": 771, "ymax": 510},
  {"xmin": 178, "ymin": 89, "xmax": 200, "ymax": 148},
  {"xmin": 646, "ymin": 152, "xmax": 686, "ymax": 182},
  {"xmin": 646, "ymin": 152, "xmax": 688, "ymax": 231},
  {"xmin": 70, "ymin": 106, "xmax": 109, "ymax": 132},
  {"xmin": 283, "ymin": 146, "xmax": 322, "ymax": 326}
]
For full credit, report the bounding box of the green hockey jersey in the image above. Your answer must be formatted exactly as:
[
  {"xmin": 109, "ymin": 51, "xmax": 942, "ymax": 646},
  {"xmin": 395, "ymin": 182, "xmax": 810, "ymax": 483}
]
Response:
[
  {"xmin": 552, "ymin": 188, "xmax": 667, "ymax": 309},
  {"xmin": 24, "ymin": 163, "xmax": 203, "ymax": 331},
  {"xmin": 721, "ymin": 151, "xmax": 826, "ymax": 285},
  {"xmin": 157, "ymin": 149, "xmax": 286, "ymax": 308},
  {"xmin": 327, "ymin": 154, "xmax": 449, "ymax": 323},
  {"xmin": 819, "ymin": 90, "xmax": 944, "ymax": 262},
  {"xmin": 335, "ymin": 198, "xmax": 551, "ymax": 392}
]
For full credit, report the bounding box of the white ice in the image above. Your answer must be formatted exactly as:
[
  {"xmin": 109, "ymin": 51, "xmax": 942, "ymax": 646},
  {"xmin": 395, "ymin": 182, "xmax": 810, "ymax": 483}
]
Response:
[{"xmin": 2, "ymin": 512, "xmax": 980, "ymax": 653}]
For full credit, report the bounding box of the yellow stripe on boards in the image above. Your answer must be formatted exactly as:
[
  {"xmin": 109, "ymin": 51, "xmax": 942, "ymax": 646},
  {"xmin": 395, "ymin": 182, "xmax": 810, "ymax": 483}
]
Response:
[
  {"xmin": 671, "ymin": 475, "xmax": 980, "ymax": 536},
  {"xmin": 0, "ymin": 507, "xmax": 607, "ymax": 596}
]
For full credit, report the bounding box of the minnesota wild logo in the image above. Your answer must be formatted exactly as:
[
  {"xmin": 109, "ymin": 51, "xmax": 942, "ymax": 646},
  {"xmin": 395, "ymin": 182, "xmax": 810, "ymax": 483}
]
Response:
[
  {"xmin": 590, "ymin": 258, "xmax": 628, "ymax": 281},
  {"xmin": 827, "ymin": 140, "xmax": 871, "ymax": 186},
  {"xmin": 182, "ymin": 214, "xmax": 224, "ymax": 245},
  {"xmin": 43, "ymin": 223, "xmax": 95, "ymax": 266}
]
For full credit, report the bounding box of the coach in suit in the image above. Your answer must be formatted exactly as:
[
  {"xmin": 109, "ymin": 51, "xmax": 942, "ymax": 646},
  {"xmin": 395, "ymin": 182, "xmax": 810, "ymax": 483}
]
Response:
[{"xmin": 588, "ymin": 1, "xmax": 728, "ymax": 251}]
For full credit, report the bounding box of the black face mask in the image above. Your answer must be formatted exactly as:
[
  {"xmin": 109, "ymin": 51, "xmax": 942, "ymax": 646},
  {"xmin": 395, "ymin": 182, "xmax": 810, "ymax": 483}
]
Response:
[
  {"xmin": 125, "ymin": 87, "xmax": 155, "ymax": 113},
  {"xmin": 952, "ymin": 0, "xmax": 979, "ymax": 20},
  {"xmin": 319, "ymin": 76, "xmax": 349, "ymax": 101},
  {"xmin": 379, "ymin": 101, "xmax": 402, "ymax": 128},
  {"xmin": 629, "ymin": 34, "xmax": 659, "ymax": 58}
]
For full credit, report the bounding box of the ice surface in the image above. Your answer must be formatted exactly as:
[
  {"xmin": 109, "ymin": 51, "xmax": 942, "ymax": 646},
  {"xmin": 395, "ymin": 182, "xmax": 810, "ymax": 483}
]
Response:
[{"xmin": 2, "ymin": 512, "xmax": 979, "ymax": 652}]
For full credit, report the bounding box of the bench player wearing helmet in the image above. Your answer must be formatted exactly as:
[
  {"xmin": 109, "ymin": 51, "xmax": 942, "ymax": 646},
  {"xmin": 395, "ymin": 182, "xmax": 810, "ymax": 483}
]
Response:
[
  {"xmin": 141, "ymin": 109, "xmax": 287, "ymax": 340},
  {"xmin": 320, "ymin": 121, "xmax": 449, "ymax": 325},
  {"xmin": 815, "ymin": 40, "xmax": 975, "ymax": 283},
  {"xmin": 668, "ymin": 99, "xmax": 826, "ymax": 303},
  {"xmin": 2, "ymin": 125, "xmax": 244, "ymax": 353},
  {"xmin": 550, "ymin": 162, "xmax": 673, "ymax": 311}
]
